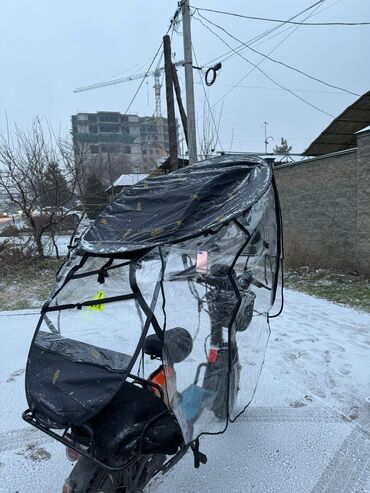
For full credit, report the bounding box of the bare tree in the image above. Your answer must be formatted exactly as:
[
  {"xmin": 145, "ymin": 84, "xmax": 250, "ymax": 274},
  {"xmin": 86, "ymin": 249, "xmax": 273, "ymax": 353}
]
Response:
[
  {"xmin": 198, "ymin": 99, "xmax": 223, "ymax": 160},
  {"xmin": 0, "ymin": 119, "xmax": 86, "ymax": 257}
]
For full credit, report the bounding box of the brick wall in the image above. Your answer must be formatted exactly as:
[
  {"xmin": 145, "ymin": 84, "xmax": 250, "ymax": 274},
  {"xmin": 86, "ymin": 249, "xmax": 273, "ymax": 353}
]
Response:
[
  {"xmin": 357, "ymin": 131, "xmax": 370, "ymax": 276},
  {"xmin": 274, "ymin": 131, "xmax": 370, "ymax": 276}
]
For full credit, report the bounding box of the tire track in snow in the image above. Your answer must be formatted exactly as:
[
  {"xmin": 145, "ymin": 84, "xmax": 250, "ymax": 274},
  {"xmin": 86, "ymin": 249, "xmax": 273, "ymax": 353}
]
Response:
[
  {"xmin": 234, "ymin": 406, "xmax": 340, "ymax": 424},
  {"xmin": 353, "ymin": 458, "xmax": 370, "ymax": 493},
  {"xmin": 310, "ymin": 404, "xmax": 370, "ymax": 493},
  {"xmin": 310, "ymin": 427, "xmax": 370, "ymax": 493},
  {"xmin": 0, "ymin": 428, "xmax": 52, "ymax": 453},
  {"xmin": 0, "ymin": 407, "xmax": 337, "ymax": 454}
]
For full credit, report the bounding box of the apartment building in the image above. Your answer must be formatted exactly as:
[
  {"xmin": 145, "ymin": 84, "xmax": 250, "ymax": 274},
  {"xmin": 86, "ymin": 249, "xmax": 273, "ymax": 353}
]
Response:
[{"xmin": 72, "ymin": 112, "xmax": 172, "ymax": 178}]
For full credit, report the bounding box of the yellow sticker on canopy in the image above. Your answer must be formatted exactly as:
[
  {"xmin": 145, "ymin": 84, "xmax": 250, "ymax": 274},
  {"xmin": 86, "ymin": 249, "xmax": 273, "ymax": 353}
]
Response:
[
  {"xmin": 87, "ymin": 291, "xmax": 105, "ymax": 311},
  {"xmin": 52, "ymin": 368, "xmax": 60, "ymax": 384}
]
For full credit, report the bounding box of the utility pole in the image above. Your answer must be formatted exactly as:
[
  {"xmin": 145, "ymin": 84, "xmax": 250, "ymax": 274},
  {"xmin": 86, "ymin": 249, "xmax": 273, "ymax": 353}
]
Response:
[
  {"xmin": 182, "ymin": 0, "xmax": 197, "ymax": 164},
  {"xmin": 163, "ymin": 35, "xmax": 178, "ymax": 172},
  {"xmin": 172, "ymin": 63, "xmax": 188, "ymax": 146}
]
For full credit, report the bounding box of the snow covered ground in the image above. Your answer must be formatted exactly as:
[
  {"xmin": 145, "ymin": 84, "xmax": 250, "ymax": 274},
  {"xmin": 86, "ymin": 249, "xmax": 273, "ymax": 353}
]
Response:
[{"xmin": 0, "ymin": 289, "xmax": 369, "ymax": 492}]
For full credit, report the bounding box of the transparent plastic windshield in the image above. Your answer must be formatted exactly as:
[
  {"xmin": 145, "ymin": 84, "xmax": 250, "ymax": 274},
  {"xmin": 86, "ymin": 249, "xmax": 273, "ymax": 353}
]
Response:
[
  {"xmin": 160, "ymin": 185, "xmax": 280, "ymax": 442},
  {"xmin": 42, "ymin": 257, "xmax": 162, "ymax": 359},
  {"xmin": 26, "ymin": 254, "xmax": 164, "ymax": 427}
]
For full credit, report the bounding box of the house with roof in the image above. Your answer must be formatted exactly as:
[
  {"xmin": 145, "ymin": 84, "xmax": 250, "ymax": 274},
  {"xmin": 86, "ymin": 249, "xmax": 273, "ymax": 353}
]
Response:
[{"xmin": 105, "ymin": 173, "xmax": 149, "ymax": 200}]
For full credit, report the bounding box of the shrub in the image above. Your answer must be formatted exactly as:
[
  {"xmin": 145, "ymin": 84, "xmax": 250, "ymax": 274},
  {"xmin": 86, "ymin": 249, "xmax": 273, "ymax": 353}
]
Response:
[
  {"xmin": 31, "ymin": 213, "xmax": 79, "ymax": 233},
  {"xmin": 0, "ymin": 224, "xmax": 21, "ymax": 237}
]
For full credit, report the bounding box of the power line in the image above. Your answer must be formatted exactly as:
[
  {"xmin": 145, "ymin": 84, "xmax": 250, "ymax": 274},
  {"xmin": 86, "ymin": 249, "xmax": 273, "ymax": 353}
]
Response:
[
  {"xmin": 216, "ymin": 1, "xmax": 331, "ymax": 63},
  {"xmin": 192, "ymin": 47, "xmax": 224, "ymax": 152},
  {"xmin": 195, "ymin": 15, "xmax": 335, "ymax": 118},
  {"xmin": 208, "ymin": 1, "xmax": 327, "ymax": 107},
  {"xmin": 124, "ymin": 5, "xmax": 182, "ymax": 115},
  {"xmin": 203, "ymin": 0, "xmax": 326, "ymax": 68},
  {"xmin": 196, "ymin": 11, "xmax": 359, "ymax": 97},
  {"xmin": 192, "ymin": 6, "xmax": 370, "ymax": 26},
  {"xmin": 251, "ymin": 0, "xmax": 342, "ymax": 49},
  {"xmin": 123, "ymin": 44, "xmax": 163, "ymax": 115},
  {"xmin": 209, "ymin": 0, "xmax": 332, "ymax": 107},
  {"xmin": 194, "ymin": 82, "xmax": 353, "ymax": 95}
]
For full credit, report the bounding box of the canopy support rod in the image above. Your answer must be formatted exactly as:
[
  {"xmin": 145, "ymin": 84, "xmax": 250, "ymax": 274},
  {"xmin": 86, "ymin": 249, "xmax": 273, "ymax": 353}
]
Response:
[{"xmin": 126, "ymin": 257, "xmax": 165, "ymax": 376}]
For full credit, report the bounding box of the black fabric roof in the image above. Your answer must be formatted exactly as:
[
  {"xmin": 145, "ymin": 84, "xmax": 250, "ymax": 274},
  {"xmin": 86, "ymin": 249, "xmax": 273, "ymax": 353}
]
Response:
[
  {"xmin": 80, "ymin": 154, "xmax": 272, "ymax": 254},
  {"xmin": 304, "ymin": 90, "xmax": 370, "ymax": 156}
]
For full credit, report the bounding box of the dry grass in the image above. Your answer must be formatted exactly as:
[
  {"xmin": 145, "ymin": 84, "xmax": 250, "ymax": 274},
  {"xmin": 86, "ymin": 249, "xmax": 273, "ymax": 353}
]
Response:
[
  {"xmin": 0, "ymin": 257, "xmax": 63, "ymax": 310},
  {"xmin": 1, "ymin": 253, "xmax": 369, "ymax": 314},
  {"xmin": 284, "ymin": 268, "xmax": 370, "ymax": 312}
]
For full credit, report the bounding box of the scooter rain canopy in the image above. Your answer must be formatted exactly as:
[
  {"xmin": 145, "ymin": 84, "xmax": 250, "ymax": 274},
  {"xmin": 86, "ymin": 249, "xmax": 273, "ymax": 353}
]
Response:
[
  {"xmin": 24, "ymin": 154, "xmax": 282, "ymax": 465},
  {"xmin": 81, "ymin": 154, "xmax": 272, "ymax": 254}
]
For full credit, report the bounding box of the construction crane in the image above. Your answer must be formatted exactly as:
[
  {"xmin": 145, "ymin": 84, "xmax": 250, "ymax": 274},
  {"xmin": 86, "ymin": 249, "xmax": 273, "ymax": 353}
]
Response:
[{"xmin": 74, "ymin": 61, "xmax": 184, "ymax": 151}]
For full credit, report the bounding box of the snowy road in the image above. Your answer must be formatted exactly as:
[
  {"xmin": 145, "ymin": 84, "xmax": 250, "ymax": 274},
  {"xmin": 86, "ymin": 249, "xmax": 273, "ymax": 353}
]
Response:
[{"xmin": 0, "ymin": 290, "xmax": 369, "ymax": 492}]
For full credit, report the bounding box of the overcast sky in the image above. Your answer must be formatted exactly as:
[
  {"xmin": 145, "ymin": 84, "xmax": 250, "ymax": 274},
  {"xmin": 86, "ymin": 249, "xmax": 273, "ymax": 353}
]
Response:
[{"xmin": 1, "ymin": 0, "xmax": 369, "ymax": 154}]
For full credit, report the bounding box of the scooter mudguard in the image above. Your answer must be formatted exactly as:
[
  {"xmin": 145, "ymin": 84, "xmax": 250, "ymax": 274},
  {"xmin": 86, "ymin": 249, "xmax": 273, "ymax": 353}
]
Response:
[{"xmin": 179, "ymin": 384, "xmax": 215, "ymax": 423}]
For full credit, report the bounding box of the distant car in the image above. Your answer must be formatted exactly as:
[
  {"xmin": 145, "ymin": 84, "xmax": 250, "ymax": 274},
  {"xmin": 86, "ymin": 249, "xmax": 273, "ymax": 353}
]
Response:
[{"xmin": 0, "ymin": 211, "xmax": 9, "ymax": 219}]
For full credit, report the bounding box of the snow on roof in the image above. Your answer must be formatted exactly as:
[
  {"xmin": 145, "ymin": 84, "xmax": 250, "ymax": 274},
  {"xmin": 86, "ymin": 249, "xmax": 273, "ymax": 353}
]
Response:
[
  {"xmin": 112, "ymin": 173, "xmax": 149, "ymax": 187},
  {"xmin": 355, "ymin": 125, "xmax": 370, "ymax": 134}
]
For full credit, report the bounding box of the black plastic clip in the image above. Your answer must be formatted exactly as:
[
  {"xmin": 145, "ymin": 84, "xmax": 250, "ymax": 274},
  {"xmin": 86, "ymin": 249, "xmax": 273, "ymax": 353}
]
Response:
[
  {"xmin": 98, "ymin": 268, "xmax": 109, "ymax": 284},
  {"xmin": 191, "ymin": 438, "xmax": 207, "ymax": 469}
]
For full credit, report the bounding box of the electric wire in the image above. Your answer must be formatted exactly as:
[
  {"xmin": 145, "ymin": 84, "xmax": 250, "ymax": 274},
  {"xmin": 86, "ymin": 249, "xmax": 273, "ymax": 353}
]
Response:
[
  {"xmin": 196, "ymin": 83, "xmax": 352, "ymax": 95},
  {"xmin": 195, "ymin": 1, "xmax": 335, "ymax": 110},
  {"xmin": 203, "ymin": 0, "xmax": 344, "ymax": 92},
  {"xmin": 208, "ymin": 0, "xmax": 332, "ymax": 107},
  {"xmin": 203, "ymin": 0, "xmax": 326, "ymax": 68},
  {"xmin": 123, "ymin": 43, "xmax": 164, "ymax": 115},
  {"xmin": 192, "ymin": 6, "xmax": 370, "ymax": 26},
  {"xmin": 196, "ymin": 11, "xmax": 359, "ymax": 97},
  {"xmin": 251, "ymin": 0, "xmax": 343, "ymax": 49},
  {"xmin": 195, "ymin": 15, "xmax": 335, "ymax": 118},
  {"xmin": 124, "ymin": 5, "xmax": 182, "ymax": 115},
  {"xmin": 203, "ymin": 1, "xmax": 326, "ymax": 67},
  {"xmin": 192, "ymin": 47, "xmax": 224, "ymax": 153}
]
